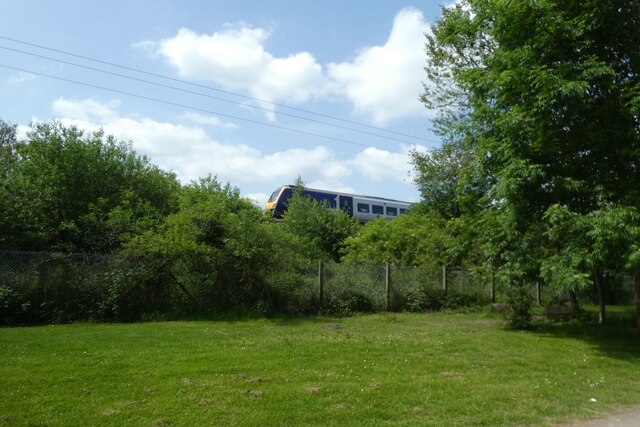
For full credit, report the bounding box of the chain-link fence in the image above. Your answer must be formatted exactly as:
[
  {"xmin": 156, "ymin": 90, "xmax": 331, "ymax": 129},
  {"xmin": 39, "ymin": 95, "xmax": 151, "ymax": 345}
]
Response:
[
  {"xmin": 0, "ymin": 251, "xmax": 111, "ymax": 324},
  {"xmin": 318, "ymin": 263, "xmax": 490, "ymax": 314},
  {"xmin": 0, "ymin": 251, "xmax": 636, "ymax": 325}
]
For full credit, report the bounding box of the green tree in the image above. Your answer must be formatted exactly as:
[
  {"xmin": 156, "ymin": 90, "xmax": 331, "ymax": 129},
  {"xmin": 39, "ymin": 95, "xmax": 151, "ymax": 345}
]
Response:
[
  {"xmin": 342, "ymin": 210, "xmax": 449, "ymax": 267},
  {"xmin": 2, "ymin": 121, "xmax": 180, "ymax": 252},
  {"xmin": 0, "ymin": 120, "xmax": 20, "ymax": 245},
  {"xmin": 420, "ymin": 1, "xmax": 640, "ymax": 327},
  {"xmin": 122, "ymin": 176, "xmax": 311, "ymax": 316},
  {"xmin": 283, "ymin": 180, "xmax": 359, "ymax": 262}
]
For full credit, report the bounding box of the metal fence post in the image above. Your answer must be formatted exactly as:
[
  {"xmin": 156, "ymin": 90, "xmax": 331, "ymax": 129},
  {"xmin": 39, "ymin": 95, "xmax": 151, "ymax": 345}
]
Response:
[
  {"xmin": 442, "ymin": 265, "xmax": 448, "ymax": 294},
  {"xmin": 385, "ymin": 263, "xmax": 391, "ymax": 311},
  {"xmin": 318, "ymin": 261, "xmax": 325, "ymax": 308},
  {"xmin": 490, "ymin": 274, "xmax": 496, "ymax": 303}
]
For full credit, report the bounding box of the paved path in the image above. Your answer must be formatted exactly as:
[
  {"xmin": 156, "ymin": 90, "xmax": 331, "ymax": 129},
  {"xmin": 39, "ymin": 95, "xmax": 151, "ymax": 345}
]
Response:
[{"xmin": 567, "ymin": 405, "xmax": 640, "ymax": 427}]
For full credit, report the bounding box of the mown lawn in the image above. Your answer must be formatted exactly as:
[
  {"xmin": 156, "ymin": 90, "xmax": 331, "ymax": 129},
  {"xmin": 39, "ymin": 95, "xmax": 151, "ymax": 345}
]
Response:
[{"xmin": 0, "ymin": 309, "xmax": 639, "ymax": 426}]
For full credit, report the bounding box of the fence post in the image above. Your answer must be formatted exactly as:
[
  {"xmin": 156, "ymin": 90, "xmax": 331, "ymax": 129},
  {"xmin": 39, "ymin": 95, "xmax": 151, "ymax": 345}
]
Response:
[
  {"xmin": 318, "ymin": 261, "xmax": 325, "ymax": 308},
  {"xmin": 490, "ymin": 274, "xmax": 496, "ymax": 303},
  {"xmin": 385, "ymin": 263, "xmax": 391, "ymax": 311},
  {"xmin": 442, "ymin": 265, "xmax": 448, "ymax": 294},
  {"xmin": 536, "ymin": 281, "xmax": 541, "ymax": 306}
]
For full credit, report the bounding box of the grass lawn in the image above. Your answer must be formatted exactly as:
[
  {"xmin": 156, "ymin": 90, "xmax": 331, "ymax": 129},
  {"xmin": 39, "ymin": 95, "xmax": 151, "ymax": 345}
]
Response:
[{"xmin": 0, "ymin": 309, "xmax": 639, "ymax": 426}]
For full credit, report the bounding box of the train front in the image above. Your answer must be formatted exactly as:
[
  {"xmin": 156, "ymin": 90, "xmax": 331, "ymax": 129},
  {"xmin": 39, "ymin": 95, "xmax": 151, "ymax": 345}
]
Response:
[{"xmin": 265, "ymin": 186, "xmax": 284, "ymax": 217}]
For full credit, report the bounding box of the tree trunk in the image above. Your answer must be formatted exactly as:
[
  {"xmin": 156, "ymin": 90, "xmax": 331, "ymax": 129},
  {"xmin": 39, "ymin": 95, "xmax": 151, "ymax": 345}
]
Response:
[
  {"xmin": 567, "ymin": 289, "xmax": 580, "ymax": 313},
  {"xmin": 633, "ymin": 265, "xmax": 640, "ymax": 333},
  {"xmin": 593, "ymin": 267, "xmax": 606, "ymax": 325}
]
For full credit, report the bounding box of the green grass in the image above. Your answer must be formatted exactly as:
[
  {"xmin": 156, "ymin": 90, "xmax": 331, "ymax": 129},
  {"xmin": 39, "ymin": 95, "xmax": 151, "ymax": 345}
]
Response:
[{"xmin": 0, "ymin": 309, "xmax": 639, "ymax": 426}]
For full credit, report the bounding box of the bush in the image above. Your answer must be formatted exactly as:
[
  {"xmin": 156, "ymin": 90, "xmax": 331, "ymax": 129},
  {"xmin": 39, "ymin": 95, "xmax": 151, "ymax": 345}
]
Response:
[
  {"xmin": 402, "ymin": 286, "xmax": 485, "ymax": 312},
  {"xmin": 323, "ymin": 291, "xmax": 377, "ymax": 316},
  {"xmin": 505, "ymin": 282, "xmax": 533, "ymax": 329}
]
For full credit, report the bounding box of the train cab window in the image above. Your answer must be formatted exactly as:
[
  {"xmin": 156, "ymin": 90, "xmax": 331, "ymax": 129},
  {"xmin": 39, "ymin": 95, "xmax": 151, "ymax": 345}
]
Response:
[
  {"xmin": 357, "ymin": 203, "xmax": 370, "ymax": 213},
  {"xmin": 399, "ymin": 208, "xmax": 406, "ymax": 214},
  {"xmin": 372, "ymin": 205, "xmax": 384, "ymax": 215},
  {"xmin": 386, "ymin": 207, "xmax": 398, "ymax": 216},
  {"xmin": 267, "ymin": 187, "xmax": 282, "ymax": 203}
]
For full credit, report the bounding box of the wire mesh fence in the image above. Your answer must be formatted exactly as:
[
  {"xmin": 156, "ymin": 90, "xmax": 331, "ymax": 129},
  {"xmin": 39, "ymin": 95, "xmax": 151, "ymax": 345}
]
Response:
[
  {"xmin": 0, "ymin": 251, "xmax": 112, "ymax": 324},
  {"xmin": 0, "ymin": 251, "xmax": 636, "ymax": 325}
]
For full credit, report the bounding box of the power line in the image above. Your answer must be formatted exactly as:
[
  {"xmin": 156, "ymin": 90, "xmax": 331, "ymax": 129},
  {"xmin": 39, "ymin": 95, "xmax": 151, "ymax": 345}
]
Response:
[
  {"xmin": 0, "ymin": 63, "xmax": 408, "ymax": 153},
  {"xmin": 0, "ymin": 44, "xmax": 421, "ymax": 146},
  {"xmin": 0, "ymin": 35, "xmax": 433, "ymax": 143}
]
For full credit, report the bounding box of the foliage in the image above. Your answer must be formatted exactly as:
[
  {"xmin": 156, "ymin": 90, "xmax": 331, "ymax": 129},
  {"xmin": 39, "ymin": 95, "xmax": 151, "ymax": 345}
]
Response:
[
  {"xmin": 283, "ymin": 181, "xmax": 359, "ymax": 262},
  {"xmin": 0, "ymin": 121, "xmax": 181, "ymax": 252},
  {"xmin": 341, "ymin": 210, "xmax": 450, "ymax": 267},
  {"xmin": 411, "ymin": 141, "xmax": 475, "ymax": 219},
  {"xmin": 418, "ymin": 1, "xmax": 640, "ymax": 327},
  {"xmin": 120, "ymin": 176, "xmax": 314, "ymax": 318}
]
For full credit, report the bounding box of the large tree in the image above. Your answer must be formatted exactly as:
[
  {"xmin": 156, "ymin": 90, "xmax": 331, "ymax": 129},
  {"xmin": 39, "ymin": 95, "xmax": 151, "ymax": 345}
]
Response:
[
  {"xmin": 420, "ymin": 0, "xmax": 640, "ymax": 326},
  {"xmin": 1, "ymin": 121, "xmax": 181, "ymax": 252}
]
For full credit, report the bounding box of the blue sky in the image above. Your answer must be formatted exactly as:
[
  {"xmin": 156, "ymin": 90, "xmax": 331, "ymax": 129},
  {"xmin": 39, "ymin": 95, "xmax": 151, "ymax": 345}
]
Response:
[{"xmin": 0, "ymin": 1, "xmax": 450, "ymax": 206}]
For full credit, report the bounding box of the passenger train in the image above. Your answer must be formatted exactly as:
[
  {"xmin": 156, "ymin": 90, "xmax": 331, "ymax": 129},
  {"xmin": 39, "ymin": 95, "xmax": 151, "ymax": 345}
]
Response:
[{"xmin": 265, "ymin": 185, "xmax": 412, "ymax": 222}]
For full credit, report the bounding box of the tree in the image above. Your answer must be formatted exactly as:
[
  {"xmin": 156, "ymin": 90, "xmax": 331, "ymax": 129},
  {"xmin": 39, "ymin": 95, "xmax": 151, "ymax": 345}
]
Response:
[
  {"xmin": 2, "ymin": 121, "xmax": 181, "ymax": 252},
  {"xmin": 411, "ymin": 142, "xmax": 474, "ymax": 220},
  {"xmin": 420, "ymin": 1, "xmax": 640, "ymax": 327},
  {"xmin": 0, "ymin": 120, "xmax": 20, "ymax": 244},
  {"xmin": 341, "ymin": 210, "xmax": 449, "ymax": 267},
  {"xmin": 283, "ymin": 179, "xmax": 359, "ymax": 262},
  {"xmin": 122, "ymin": 176, "xmax": 311, "ymax": 316}
]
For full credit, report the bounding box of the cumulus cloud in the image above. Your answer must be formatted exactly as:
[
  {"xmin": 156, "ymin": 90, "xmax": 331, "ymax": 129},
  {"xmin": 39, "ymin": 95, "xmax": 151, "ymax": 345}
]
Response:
[
  {"xmin": 152, "ymin": 25, "xmax": 328, "ymax": 110},
  {"xmin": 52, "ymin": 97, "xmax": 121, "ymax": 122},
  {"xmin": 352, "ymin": 147, "xmax": 413, "ymax": 183},
  {"xmin": 180, "ymin": 112, "xmax": 238, "ymax": 129},
  {"xmin": 43, "ymin": 98, "xmax": 418, "ymax": 203},
  {"xmin": 137, "ymin": 7, "xmax": 432, "ymax": 126},
  {"xmin": 327, "ymin": 8, "xmax": 431, "ymax": 125},
  {"xmin": 45, "ymin": 98, "xmax": 355, "ymax": 184}
]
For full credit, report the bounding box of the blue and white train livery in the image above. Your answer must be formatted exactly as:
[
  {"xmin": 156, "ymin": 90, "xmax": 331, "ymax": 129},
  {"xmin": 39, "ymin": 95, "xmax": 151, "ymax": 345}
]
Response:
[{"xmin": 265, "ymin": 185, "xmax": 412, "ymax": 222}]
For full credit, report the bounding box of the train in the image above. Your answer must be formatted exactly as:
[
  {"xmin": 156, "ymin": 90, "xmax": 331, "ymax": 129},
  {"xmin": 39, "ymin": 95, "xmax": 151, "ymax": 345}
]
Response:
[{"xmin": 265, "ymin": 184, "xmax": 413, "ymax": 221}]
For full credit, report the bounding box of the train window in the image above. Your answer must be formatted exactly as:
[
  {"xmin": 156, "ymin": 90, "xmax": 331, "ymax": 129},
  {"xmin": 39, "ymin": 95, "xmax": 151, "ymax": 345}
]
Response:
[
  {"xmin": 399, "ymin": 208, "xmax": 406, "ymax": 214},
  {"xmin": 357, "ymin": 203, "xmax": 370, "ymax": 213},
  {"xmin": 267, "ymin": 187, "xmax": 282, "ymax": 203},
  {"xmin": 372, "ymin": 205, "xmax": 383, "ymax": 215},
  {"xmin": 386, "ymin": 207, "xmax": 398, "ymax": 216}
]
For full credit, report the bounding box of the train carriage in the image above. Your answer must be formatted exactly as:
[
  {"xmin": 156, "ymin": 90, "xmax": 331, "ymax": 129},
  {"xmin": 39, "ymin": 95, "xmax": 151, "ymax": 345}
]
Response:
[{"xmin": 265, "ymin": 185, "xmax": 412, "ymax": 222}]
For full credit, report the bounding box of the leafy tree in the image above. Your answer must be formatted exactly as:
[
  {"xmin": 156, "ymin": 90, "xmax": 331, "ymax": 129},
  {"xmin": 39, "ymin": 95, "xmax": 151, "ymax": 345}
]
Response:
[
  {"xmin": 2, "ymin": 121, "xmax": 181, "ymax": 252},
  {"xmin": 342, "ymin": 210, "xmax": 449, "ymax": 267},
  {"xmin": 0, "ymin": 120, "xmax": 20, "ymax": 244},
  {"xmin": 283, "ymin": 179, "xmax": 359, "ymax": 262},
  {"xmin": 420, "ymin": 1, "xmax": 640, "ymax": 327},
  {"xmin": 122, "ymin": 176, "xmax": 311, "ymax": 316},
  {"xmin": 411, "ymin": 142, "xmax": 472, "ymax": 220}
]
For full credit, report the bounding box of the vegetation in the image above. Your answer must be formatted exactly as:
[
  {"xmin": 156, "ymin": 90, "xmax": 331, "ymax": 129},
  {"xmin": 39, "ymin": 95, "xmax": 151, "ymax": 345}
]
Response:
[
  {"xmin": 0, "ymin": 121, "xmax": 180, "ymax": 253},
  {"xmin": 283, "ymin": 179, "xmax": 359, "ymax": 262},
  {"xmin": 1, "ymin": 311, "xmax": 639, "ymax": 426},
  {"xmin": 402, "ymin": 0, "xmax": 640, "ymax": 328},
  {"xmin": 2, "ymin": 2, "xmax": 640, "ymax": 331}
]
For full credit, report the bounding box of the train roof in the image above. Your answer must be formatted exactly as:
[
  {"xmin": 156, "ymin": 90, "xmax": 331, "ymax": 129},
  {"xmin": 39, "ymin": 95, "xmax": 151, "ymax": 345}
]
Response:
[{"xmin": 280, "ymin": 184, "xmax": 413, "ymax": 205}]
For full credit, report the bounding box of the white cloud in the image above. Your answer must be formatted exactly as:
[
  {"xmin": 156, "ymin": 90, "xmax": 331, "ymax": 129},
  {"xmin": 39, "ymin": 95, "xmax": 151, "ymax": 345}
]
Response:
[
  {"xmin": 352, "ymin": 147, "xmax": 412, "ymax": 183},
  {"xmin": 52, "ymin": 97, "xmax": 121, "ymax": 122},
  {"xmin": 8, "ymin": 72, "xmax": 37, "ymax": 84},
  {"xmin": 46, "ymin": 98, "xmax": 415, "ymax": 201},
  {"xmin": 245, "ymin": 193, "xmax": 269, "ymax": 207},
  {"xmin": 327, "ymin": 7, "xmax": 431, "ymax": 125},
  {"xmin": 138, "ymin": 7, "xmax": 433, "ymax": 126},
  {"xmin": 151, "ymin": 25, "xmax": 328, "ymax": 110},
  {"xmin": 180, "ymin": 112, "xmax": 238, "ymax": 129}
]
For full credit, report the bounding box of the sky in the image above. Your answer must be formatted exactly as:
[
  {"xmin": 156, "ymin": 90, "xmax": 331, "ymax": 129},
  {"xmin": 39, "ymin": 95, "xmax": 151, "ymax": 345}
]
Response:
[{"xmin": 0, "ymin": 0, "xmax": 450, "ymax": 206}]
